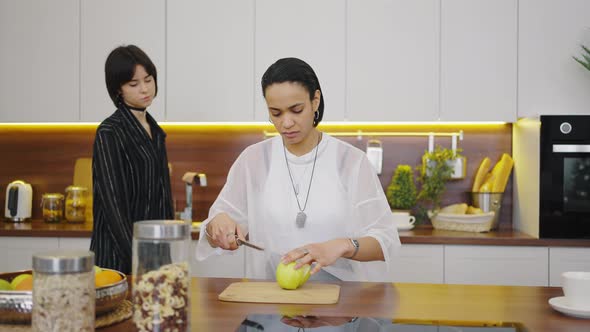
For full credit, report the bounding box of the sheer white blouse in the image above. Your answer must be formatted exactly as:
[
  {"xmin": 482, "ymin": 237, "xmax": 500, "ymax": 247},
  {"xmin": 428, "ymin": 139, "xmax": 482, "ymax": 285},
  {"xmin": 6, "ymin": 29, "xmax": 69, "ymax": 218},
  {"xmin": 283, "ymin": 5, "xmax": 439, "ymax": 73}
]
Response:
[{"xmin": 196, "ymin": 134, "xmax": 400, "ymax": 282}]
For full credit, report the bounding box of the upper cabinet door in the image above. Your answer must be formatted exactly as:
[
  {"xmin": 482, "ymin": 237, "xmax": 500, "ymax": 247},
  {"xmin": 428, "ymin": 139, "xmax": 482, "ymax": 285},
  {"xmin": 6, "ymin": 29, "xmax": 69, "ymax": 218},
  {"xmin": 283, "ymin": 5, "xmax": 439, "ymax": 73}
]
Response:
[
  {"xmin": 347, "ymin": 0, "xmax": 439, "ymax": 122},
  {"xmin": 254, "ymin": 0, "xmax": 345, "ymax": 122},
  {"xmin": 0, "ymin": 0, "xmax": 79, "ymax": 122},
  {"xmin": 440, "ymin": 0, "xmax": 517, "ymax": 122},
  {"xmin": 80, "ymin": 0, "xmax": 166, "ymax": 122},
  {"xmin": 519, "ymin": 0, "xmax": 590, "ymax": 118},
  {"xmin": 167, "ymin": 0, "xmax": 254, "ymax": 122}
]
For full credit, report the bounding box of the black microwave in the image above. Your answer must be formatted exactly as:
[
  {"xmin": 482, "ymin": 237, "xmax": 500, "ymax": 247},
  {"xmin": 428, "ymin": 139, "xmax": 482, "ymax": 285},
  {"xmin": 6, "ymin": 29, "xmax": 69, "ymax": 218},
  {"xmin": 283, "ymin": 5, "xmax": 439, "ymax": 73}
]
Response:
[{"xmin": 540, "ymin": 115, "xmax": 590, "ymax": 239}]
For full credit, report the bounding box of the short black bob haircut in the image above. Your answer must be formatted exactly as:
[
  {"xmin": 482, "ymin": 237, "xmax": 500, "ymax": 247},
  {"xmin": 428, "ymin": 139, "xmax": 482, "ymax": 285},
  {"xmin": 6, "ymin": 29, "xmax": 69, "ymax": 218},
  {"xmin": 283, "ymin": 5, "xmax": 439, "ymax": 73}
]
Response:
[
  {"xmin": 261, "ymin": 57, "xmax": 325, "ymax": 127},
  {"xmin": 104, "ymin": 45, "xmax": 158, "ymax": 106}
]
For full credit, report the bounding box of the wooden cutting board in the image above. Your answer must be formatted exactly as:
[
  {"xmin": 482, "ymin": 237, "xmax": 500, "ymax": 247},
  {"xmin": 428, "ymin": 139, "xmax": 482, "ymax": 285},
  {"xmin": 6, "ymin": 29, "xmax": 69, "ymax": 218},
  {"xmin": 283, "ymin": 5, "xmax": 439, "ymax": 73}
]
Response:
[{"xmin": 218, "ymin": 282, "xmax": 340, "ymax": 304}]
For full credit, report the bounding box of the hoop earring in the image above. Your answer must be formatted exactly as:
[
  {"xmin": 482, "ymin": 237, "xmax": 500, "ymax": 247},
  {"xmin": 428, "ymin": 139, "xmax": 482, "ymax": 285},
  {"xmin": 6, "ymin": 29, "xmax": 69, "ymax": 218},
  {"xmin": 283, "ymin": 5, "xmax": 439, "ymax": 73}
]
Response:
[{"xmin": 314, "ymin": 111, "xmax": 319, "ymax": 121}]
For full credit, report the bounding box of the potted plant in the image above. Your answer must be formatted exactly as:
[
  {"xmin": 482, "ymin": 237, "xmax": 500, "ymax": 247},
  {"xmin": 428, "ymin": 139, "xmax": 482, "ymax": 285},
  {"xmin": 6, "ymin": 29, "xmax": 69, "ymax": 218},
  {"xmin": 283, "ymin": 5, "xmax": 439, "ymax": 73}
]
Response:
[
  {"xmin": 573, "ymin": 44, "xmax": 590, "ymax": 71},
  {"xmin": 386, "ymin": 164, "xmax": 417, "ymax": 212},
  {"xmin": 415, "ymin": 146, "xmax": 460, "ymax": 222}
]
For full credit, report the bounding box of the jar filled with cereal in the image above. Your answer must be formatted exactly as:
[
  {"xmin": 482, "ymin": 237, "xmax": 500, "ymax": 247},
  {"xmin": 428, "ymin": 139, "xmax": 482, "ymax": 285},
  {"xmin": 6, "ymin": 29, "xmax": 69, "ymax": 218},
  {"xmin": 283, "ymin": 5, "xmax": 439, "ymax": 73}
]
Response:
[
  {"xmin": 41, "ymin": 193, "xmax": 64, "ymax": 223},
  {"xmin": 132, "ymin": 220, "xmax": 191, "ymax": 332},
  {"xmin": 65, "ymin": 186, "xmax": 88, "ymax": 223},
  {"xmin": 32, "ymin": 250, "xmax": 95, "ymax": 332}
]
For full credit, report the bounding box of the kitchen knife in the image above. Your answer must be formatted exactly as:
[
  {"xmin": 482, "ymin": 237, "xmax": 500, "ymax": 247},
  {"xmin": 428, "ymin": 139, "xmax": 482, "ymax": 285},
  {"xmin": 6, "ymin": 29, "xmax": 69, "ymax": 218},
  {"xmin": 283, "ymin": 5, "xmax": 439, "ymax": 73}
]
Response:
[{"xmin": 235, "ymin": 236, "xmax": 265, "ymax": 251}]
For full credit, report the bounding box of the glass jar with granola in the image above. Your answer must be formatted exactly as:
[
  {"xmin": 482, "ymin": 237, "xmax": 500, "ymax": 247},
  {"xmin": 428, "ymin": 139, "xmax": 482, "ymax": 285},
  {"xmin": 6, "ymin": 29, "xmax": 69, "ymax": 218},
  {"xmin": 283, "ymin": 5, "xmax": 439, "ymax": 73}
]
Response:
[
  {"xmin": 132, "ymin": 220, "xmax": 191, "ymax": 332},
  {"xmin": 32, "ymin": 250, "xmax": 95, "ymax": 332}
]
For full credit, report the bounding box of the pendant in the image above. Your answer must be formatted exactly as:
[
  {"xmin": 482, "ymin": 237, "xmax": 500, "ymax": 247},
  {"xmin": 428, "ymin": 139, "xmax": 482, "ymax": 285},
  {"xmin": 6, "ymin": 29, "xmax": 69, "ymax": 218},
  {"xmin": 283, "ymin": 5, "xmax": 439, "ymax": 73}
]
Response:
[{"xmin": 296, "ymin": 212, "xmax": 307, "ymax": 228}]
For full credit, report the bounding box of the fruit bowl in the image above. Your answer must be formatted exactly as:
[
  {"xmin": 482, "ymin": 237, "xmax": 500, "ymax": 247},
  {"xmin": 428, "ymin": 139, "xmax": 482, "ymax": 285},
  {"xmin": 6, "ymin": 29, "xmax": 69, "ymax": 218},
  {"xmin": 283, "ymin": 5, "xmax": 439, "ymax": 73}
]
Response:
[
  {"xmin": 428, "ymin": 210, "xmax": 496, "ymax": 233},
  {"xmin": 0, "ymin": 268, "xmax": 128, "ymax": 324}
]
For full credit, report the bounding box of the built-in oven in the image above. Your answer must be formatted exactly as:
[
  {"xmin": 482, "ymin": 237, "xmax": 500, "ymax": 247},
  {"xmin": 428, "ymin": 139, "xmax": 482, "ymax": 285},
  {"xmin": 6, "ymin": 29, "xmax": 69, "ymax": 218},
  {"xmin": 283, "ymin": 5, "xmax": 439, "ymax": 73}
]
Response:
[{"xmin": 540, "ymin": 115, "xmax": 590, "ymax": 239}]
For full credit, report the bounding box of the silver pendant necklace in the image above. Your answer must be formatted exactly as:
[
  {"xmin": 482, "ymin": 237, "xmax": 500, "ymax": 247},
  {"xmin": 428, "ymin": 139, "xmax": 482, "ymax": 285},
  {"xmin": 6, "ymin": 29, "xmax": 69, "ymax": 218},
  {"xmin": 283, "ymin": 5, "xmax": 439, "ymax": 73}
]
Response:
[{"xmin": 283, "ymin": 132, "xmax": 321, "ymax": 228}]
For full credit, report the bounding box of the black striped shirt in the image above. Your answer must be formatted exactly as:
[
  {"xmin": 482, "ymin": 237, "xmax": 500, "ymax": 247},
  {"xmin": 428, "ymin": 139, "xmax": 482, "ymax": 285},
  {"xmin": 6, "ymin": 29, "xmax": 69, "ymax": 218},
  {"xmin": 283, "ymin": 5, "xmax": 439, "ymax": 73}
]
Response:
[{"xmin": 90, "ymin": 105, "xmax": 173, "ymax": 274}]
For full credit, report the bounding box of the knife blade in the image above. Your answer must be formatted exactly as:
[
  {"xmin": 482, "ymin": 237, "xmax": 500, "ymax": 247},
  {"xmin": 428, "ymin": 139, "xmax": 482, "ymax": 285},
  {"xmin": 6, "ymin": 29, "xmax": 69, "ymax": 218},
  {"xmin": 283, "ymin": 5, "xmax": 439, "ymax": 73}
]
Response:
[{"xmin": 235, "ymin": 236, "xmax": 265, "ymax": 251}]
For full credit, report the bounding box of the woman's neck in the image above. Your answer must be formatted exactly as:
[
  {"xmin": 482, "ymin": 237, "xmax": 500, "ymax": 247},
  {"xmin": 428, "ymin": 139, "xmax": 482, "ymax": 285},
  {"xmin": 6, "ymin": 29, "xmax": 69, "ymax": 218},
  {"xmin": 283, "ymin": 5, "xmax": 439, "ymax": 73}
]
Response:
[
  {"xmin": 130, "ymin": 108, "xmax": 148, "ymax": 125},
  {"xmin": 285, "ymin": 129, "xmax": 322, "ymax": 156}
]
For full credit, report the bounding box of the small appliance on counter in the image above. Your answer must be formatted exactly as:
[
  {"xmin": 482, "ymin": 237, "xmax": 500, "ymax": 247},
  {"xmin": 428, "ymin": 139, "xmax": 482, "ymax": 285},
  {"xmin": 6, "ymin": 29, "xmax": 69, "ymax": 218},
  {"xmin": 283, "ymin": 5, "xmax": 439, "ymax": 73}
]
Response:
[{"xmin": 4, "ymin": 180, "xmax": 33, "ymax": 222}]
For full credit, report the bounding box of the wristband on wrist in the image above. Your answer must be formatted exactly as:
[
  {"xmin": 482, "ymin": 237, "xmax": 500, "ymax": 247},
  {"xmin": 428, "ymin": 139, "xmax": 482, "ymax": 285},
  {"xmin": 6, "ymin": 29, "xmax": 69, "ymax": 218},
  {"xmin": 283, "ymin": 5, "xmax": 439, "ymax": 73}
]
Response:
[{"xmin": 348, "ymin": 238, "xmax": 359, "ymax": 259}]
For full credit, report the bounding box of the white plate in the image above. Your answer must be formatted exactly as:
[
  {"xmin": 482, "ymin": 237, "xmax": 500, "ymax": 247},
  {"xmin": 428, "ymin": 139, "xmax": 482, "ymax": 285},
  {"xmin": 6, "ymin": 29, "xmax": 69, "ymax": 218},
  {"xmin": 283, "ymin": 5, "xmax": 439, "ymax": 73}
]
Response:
[
  {"xmin": 396, "ymin": 224, "xmax": 415, "ymax": 231},
  {"xmin": 549, "ymin": 296, "xmax": 590, "ymax": 319}
]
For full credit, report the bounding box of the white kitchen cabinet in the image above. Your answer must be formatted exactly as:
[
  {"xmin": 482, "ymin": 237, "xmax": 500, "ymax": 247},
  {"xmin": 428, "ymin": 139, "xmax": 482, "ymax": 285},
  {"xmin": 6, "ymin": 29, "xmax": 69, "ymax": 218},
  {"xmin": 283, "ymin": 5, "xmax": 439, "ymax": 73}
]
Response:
[
  {"xmin": 166, "ymin": 0, "xmax": 254, "ymax": 122},
  {"xmin": 518, "ymin": 0, "xmax": 590, "ymax": 118},
  {"xmin": 445, "ymin": 245, "xmax": 548, "ymax": 286},
  {"xmin": 346, "ymin": 0, "xmax": 439, "ymax": 121},
  {"xmin": 190, "ymin": 241, "xmax": 245, "ymax": 278},
  {"xmin": 440, "ymin": 0, "xmax": 517, "ymax": 122},
  {"xmin": 80, "ymin": 0, "xmax": 166, "ymax": 122},
  {"xmin": 391, "ymin": 244, "xmax": 444, "ymax": 283},
  {"xmin": 254, "ymin": 0, "xmax": 346, "ymax": 122},
  {"xmin": 0, "ymin": 237, "xmax": 59, "ymax": 271},
  {"xmin": 58, "ymin": 237, "xmax": 91, "ymax": 251},
  {"xmin": 549, "ymin": 247, "xmax": 590, "ymax": 287},
  {"xmin": 0, "ymin": 0, "xmax": 79, "ymax": 122}
]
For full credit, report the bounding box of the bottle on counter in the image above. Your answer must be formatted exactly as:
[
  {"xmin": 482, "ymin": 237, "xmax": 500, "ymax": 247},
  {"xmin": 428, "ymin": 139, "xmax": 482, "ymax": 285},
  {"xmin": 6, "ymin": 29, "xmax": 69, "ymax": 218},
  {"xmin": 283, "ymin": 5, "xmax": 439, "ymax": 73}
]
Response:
[
  {"xmin": 64, "ymin": 186, "xmax": 88, "ymax": 223},
  {"xmin": 32, "ymin": 250, "xmax": 95, "ymax": 332},
  {"xmin": 41, "ymin": 193, "xmax": 64, "ymax": 223},
  {"xmin": 132, "ymin": 220, "xmax": 191, "ymax": 332}
]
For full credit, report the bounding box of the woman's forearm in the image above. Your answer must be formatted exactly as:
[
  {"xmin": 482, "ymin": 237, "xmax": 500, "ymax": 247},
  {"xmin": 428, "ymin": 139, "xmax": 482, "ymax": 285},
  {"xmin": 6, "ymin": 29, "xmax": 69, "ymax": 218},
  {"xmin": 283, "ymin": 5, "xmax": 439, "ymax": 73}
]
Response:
[{"xmin": 341, "ymin": 236, "xmax": 384, "ymax": 262}]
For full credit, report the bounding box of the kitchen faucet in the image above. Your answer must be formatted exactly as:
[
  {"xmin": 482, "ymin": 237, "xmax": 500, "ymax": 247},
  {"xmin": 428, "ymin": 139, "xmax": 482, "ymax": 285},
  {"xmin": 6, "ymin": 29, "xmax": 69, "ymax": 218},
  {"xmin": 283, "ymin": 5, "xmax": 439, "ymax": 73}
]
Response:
[{"xmin": 180, "ymin": 172, "xmax": 207, "ymax": 222}]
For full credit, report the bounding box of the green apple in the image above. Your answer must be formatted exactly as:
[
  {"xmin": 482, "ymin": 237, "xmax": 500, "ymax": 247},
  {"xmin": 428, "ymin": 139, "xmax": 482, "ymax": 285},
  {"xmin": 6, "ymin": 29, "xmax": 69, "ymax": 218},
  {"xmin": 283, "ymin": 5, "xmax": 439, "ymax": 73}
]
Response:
[
  {"xmin": 0, "ymin": 278, "xmax": 12, "ymax": 291},
  {"xmin": 276, "ymin": 262, "xmax": 311, "ymax": 290},
  {"xmin": 10, "ymin": 274, "xmax": 32, "ymax": 289},
  {"xmin": 94, "ymin": 265, "xmax": 103, "ymax": 274}
]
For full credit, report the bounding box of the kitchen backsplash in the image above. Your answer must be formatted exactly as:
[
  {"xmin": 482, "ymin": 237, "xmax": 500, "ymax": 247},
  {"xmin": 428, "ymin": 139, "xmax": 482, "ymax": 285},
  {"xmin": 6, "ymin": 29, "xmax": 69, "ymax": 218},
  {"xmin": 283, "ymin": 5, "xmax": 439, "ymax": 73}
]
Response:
[{"xmin": 0, "ymin": 123, "xmax": 512, "ymax": 228}]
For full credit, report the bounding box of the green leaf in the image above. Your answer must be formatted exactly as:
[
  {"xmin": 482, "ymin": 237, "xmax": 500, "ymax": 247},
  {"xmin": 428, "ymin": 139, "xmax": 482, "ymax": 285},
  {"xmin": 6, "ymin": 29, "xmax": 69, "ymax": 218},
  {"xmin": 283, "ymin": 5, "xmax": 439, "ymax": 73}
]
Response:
[
  {"xmin": 414, "ymin": 145, "xmax": 460, "ymax": 223},
  {"xmin": 574, "ymin": 45, "xmax": 590, "ymax": 72},
  {"xmin": 386, "ymin": 164, "xmax": 417, "ymax": 210}
]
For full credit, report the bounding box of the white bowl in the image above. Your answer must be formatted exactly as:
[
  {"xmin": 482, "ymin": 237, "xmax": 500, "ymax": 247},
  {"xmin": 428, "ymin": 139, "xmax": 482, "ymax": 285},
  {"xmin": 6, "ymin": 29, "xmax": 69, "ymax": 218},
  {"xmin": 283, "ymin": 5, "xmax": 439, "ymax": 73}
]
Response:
[{"xmin": 428, "ymin": 211, "xmax": 495, "ymax": 232}]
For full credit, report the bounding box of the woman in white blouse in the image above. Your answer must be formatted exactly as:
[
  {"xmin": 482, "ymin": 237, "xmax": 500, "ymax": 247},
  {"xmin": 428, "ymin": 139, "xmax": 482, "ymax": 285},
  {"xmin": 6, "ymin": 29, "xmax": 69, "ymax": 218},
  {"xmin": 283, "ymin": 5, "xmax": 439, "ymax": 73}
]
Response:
[{"xmin": 196, "ymin": 58, "xmax": 400, "ymax": 282}]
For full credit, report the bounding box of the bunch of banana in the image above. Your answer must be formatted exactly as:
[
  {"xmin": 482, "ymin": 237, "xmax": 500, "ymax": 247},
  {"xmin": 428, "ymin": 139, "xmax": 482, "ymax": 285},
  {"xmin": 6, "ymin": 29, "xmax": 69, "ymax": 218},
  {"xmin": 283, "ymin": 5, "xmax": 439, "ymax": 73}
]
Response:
[
  {"xmin": 440, "ymin": 203, "xmax": 483, "ymax": 215},
  {"xmin": 471, "ymin": 154, "xmax": 514, "ymax": 193}
]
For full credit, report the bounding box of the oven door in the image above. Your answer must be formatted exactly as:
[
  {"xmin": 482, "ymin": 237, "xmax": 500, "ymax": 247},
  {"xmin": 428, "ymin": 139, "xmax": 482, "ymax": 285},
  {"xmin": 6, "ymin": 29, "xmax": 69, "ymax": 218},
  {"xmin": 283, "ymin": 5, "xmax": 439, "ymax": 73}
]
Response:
[{"xmin": 540, "ymin": 144, "xmax": 590, "ymax": 238}]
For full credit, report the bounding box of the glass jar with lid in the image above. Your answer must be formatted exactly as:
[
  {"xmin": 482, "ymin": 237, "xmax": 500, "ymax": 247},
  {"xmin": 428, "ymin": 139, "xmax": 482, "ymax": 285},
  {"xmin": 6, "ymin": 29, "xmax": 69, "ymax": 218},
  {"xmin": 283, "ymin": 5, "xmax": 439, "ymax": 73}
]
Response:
[
  {"xmin": 65, "ymin": 186, "xmax": 88, "ymax": 223},
  {"xmin": 41, "ymin": 193, "xmax": 64, "ymax": 223},
  {"xmin": 132, "ymin": 220, "xmax": 191, "ymax": 332},
  {"xmin": 32, "ymin": 250, "xmax": 95, "ymax": 332}
]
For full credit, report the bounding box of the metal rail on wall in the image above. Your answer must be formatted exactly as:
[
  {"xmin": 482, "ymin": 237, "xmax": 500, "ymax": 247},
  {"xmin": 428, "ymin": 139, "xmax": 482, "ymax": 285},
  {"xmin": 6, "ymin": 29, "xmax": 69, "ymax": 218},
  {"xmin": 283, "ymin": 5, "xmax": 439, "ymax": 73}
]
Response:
[{"xmin": 263, "ymin": 130, "xmax": 464, "ymax": 141}]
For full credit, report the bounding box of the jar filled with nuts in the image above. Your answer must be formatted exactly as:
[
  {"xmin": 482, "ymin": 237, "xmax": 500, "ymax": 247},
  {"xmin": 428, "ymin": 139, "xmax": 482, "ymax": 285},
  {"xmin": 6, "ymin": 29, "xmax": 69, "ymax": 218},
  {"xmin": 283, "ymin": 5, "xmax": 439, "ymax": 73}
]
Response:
[
  {"xmin": 41, "ymin": 193, "xmax": 64, "ymax": 223},
  {"xmin": 32, "ymin": 250, "xmax": 95, "ymax": 332},
  {"xmin": 132, "ymin": 220, "xmax": 191, "ymax": 332},
  {"xmin": 65, "ymin": 186, "xmax": 88, "ymax": 223}
]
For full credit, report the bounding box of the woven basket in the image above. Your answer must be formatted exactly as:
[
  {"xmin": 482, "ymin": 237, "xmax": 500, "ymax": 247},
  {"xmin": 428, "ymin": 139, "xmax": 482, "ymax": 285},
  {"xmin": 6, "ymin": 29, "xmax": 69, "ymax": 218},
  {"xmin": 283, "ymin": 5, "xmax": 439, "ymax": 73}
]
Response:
[{"xmin": 428, "ymin": 211, "xmax": 496, "ymax": 233}]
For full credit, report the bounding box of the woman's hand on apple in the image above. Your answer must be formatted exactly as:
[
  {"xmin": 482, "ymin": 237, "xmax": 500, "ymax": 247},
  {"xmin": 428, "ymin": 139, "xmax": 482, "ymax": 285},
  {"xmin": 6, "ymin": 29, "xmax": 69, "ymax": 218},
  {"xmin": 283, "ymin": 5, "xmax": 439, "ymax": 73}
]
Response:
[{"xmin": 281, "ymin": 239, "xmax": 350, "ymax": 275}]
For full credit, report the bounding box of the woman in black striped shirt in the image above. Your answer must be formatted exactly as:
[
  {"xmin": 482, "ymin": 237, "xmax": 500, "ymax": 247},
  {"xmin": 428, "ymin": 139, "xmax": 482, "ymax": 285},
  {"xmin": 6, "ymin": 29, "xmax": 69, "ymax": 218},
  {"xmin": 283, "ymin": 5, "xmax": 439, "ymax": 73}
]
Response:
[{"xmin": 90, "ymin": 45, "xmax": 173, "ymax": 274}]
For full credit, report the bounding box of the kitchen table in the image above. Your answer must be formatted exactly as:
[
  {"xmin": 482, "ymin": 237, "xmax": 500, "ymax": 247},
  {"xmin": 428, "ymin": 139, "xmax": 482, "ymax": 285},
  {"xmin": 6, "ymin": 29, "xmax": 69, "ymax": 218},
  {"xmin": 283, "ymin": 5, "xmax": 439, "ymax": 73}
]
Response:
[{"xmin": 98, "ymin": 277, "xmax": 589, "ymax": 331}]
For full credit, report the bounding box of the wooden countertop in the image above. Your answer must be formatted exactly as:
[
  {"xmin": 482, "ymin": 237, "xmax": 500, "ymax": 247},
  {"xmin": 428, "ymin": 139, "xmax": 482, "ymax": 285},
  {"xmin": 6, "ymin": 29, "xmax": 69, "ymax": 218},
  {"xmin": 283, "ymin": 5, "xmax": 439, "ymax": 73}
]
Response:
[
  {"xmin": 97, "ymin": 277, "xmax": 589, "ymax": 332},
  {"xmin": 0, "ymin": 219, "xmax": 93, "ymax": 237},
  {"xmin": 2, "ymin": 220, "xmax": 590, "ymax": 247}
]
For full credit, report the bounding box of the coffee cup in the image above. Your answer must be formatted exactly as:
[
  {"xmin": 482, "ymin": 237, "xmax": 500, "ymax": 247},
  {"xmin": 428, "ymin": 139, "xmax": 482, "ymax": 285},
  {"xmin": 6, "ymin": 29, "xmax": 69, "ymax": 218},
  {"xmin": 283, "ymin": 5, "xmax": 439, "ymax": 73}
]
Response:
[
  {"xmin": 562, "ymin": 271, "xmax": 590, "ymax": 308},
  {"xmin": 392, "ymin": 211, "xmax": 415, "ymax": 227}
]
